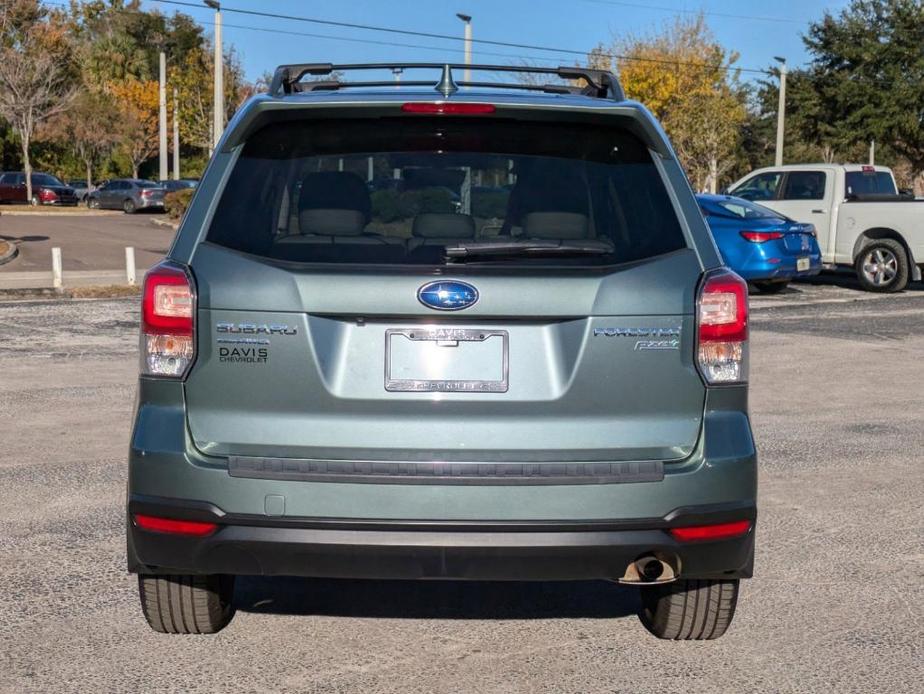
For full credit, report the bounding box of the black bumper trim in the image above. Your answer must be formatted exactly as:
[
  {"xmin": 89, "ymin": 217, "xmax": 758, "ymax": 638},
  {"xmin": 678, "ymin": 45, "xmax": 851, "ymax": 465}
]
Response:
[
  {"xmin": 127, "ymin": 495, "xmax": 756, "ymax": 580},
  {"xmin": 228, "ymin": 455, "xmax": 665, "ymax": 485}
]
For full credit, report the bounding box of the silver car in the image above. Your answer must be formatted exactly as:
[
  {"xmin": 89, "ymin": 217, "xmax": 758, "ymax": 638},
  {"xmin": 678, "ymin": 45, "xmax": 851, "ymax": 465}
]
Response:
[{"xmin": 87, "ymin": 178, "xmax": 166, "ymax": 213}]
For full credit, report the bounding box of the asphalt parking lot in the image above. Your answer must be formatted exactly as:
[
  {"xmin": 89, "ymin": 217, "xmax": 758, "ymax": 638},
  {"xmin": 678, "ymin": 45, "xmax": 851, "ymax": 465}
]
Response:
[
  {"xmin": 0, "ymin": 212, "xmax": 174, "ymax": 273},
  {"xmin": 0, "ymin": 289, "xmax": 921, "ymax": 693}
]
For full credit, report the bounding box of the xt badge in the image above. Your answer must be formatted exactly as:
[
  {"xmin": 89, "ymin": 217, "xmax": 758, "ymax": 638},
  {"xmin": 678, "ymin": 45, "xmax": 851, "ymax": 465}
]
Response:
[{"xmin": 594, "ymin": 326, "xmax": 681, "ymax": 351}]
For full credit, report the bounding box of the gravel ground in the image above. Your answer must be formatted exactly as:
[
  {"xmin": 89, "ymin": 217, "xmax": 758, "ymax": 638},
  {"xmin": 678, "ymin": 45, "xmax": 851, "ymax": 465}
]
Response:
[{"xmin": 0, "ymin": 291, "xmax": 921, "ymax": 693}]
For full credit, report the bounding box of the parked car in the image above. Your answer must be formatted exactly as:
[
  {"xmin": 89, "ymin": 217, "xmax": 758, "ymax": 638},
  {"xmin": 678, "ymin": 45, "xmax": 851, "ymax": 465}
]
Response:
[
  {"xmin": 158, "ymin": 178, "xmax": 198, "ymax": 193},
  {"xmin": 87, "ymin": 178, "xmax": 166, "ymax": 213},
  {"xmin": 697, "ymin": 194, "xmax": 822, "ymax": 293},
  {"xmin": 0, "ymin": 171, "xmax": 78, "ymax": 206},
  {"xmin": 727, "ymin": 164, "xmax": 924, "ymax": 292},
  {"xmin": 67, "ymin": 179, "xmax": 94, "ymax": 202},
  {"xmin": 128, "ymin": 62, "xmax": 756, "ymax": 639}
]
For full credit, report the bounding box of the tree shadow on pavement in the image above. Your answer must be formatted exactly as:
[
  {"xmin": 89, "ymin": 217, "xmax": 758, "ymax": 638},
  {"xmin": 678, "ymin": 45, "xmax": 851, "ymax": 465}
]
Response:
[
  {"xmin": 234, "ymin": 576, "xmax": 639, "ymax": 620},
  {"xmin": 0, "ymin": 234, "xmax": 49, "ymax": 242}
]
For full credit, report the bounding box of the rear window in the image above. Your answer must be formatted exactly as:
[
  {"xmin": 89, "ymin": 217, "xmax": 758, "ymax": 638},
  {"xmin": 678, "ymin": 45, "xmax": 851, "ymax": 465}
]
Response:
[
  {"xmin": 136, "ymin": 180, "xmax": 159, "ymax": 188},
  {"xmin": 206, "ymin": 118, "xmax": 687, "ymax": 266},
  {"xmin": 31, "ymin": 174, "xmax": 63, "ymax": 186},
  {"xmin": 703, "ymin": 198, "xmax": 784, "ymax": 221},
  {"xmin": 845, "ymin": 171, "xmax": 896, "ymax": 196}
]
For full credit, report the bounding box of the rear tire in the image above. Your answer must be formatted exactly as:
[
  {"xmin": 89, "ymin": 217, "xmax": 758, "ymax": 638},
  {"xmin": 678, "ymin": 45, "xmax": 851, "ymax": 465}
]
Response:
[
  {"xmin": 87, "ymin": 198, "xmax": 100, "ymax": 209},
  {"xmin": 751, "ymin": 280, "xmax": 789, "ymax": 294},
  {"xmin": 855, "ymin": 239, "xmax": 909, "ymax": 293},
  {"xmin": 123, "ymin": 198, "xmax": 136, "ymax": 214},
  {"xmin": 138, "ymin": 574, "xmax": 235, "ymax": 634},
  {"xmin": 30, "ymin": 195, "xmax": 40, "ymax": 206},
  {"xmin": 639, "ymin": 578, "xmax": 739, "ymax": 640}
]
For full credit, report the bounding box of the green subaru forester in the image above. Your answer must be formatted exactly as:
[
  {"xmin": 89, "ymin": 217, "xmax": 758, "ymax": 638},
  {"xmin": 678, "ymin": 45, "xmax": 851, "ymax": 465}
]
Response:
[{"xmin": 127, "ymin": 63, "xmax": 756, "ymax": 639}]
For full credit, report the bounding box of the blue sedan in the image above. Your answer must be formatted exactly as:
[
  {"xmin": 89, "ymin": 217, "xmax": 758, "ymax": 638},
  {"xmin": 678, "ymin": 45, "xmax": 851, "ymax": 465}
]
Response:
[{"xmin": 697, "ymin": 194, "xmax": 822, "ymax": 293}]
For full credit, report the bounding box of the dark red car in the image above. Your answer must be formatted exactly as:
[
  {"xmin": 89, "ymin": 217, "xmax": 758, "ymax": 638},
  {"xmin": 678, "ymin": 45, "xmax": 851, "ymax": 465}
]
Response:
[{"xmin": 0, "ymin": 171, "xmax": 79, "ymax": 206}]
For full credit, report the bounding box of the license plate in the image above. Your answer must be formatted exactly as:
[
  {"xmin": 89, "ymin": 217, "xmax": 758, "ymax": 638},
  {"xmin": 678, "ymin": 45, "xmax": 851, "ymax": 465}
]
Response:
[
  {"xmin": 385, "ymin": 328, "xmax": 509, "ymax": 392},
  {"xmin": 797, "ymin": 257, "xmax": 810, "ymax": 272}
]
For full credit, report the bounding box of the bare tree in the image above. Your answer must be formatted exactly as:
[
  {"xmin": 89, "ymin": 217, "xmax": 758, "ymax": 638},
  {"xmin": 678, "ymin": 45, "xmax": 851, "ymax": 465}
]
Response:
[
  {"xmin": 43, "ymin": 90, "xmax": 119, "ymax": 188},
  {"xmin": 0, "ymin": 2, "xmax": 75, "ymax": 203}
]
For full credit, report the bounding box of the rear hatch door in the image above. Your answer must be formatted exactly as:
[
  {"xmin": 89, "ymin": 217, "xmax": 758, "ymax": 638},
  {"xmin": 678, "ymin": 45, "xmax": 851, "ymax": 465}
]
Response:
[{"xmin": 183, "ymin": 114, "xmax": 706, "ymax": 464}]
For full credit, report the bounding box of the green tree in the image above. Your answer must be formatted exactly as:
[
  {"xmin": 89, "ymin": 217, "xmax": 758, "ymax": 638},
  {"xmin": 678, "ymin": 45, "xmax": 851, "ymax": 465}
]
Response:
[{"xmin": 800, "ymin": 0, "xmax": 924, "ymax": 192}]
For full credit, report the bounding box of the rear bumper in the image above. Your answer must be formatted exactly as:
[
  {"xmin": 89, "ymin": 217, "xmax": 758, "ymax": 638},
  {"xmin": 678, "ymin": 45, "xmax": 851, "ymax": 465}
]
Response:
[
  {"xmin": 735, "ymin": 251, "xmax": 823, "ymax": 281},
  {"xmin": 127, "ymin": 495, "xmax": 755, "ymax": 581}
]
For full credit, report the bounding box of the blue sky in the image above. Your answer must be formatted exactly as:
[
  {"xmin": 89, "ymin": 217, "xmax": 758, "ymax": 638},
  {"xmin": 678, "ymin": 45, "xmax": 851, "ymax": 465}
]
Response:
[{"xmin": 144, "ymin": 0, "xmax": 849, "ymax": 84}]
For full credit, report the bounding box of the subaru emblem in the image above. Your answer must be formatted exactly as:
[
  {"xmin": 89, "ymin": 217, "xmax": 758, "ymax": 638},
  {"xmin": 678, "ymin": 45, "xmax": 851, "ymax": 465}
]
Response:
[{"xmin": 417, "ymin": 280, "xmax": 479, "ymax": 311}]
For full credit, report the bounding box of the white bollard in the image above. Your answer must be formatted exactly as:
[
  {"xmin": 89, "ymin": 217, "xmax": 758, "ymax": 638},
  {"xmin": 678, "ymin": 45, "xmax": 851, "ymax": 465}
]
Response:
[
  {"xmin": 125, "ymin": 247, "xmax": 136, "ymax": 285},
  {"xmin": 51, "ymin": 247, "xmax": 63, "ymax": 289}
]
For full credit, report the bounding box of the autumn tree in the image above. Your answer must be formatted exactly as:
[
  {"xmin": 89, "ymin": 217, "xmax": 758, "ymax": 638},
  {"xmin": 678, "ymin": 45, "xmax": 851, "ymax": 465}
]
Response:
[
  {"xmin": 590, "ymin": 16, "xmax": 747, "ymax": 192},
  {"xmin": 172, "ymin": 43, "xmax": 247, "ymax": 154},
  {"xmin": 0, "ymin": 0, "xmax": 76, "ymax": 202},
  {"xmin": 109, "ymin": 79, "xmax": 159, "ymax": 178}
]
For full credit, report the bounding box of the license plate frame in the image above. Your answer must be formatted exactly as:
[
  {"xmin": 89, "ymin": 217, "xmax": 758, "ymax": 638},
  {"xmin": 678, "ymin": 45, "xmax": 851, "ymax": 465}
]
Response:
[
  {"xmin": 797, "ymin": 257, "xmax": 810, "ymax": 272},
  {"xmin": 385, "ymin": 328, "xmax": 509, "ymax": 393}
]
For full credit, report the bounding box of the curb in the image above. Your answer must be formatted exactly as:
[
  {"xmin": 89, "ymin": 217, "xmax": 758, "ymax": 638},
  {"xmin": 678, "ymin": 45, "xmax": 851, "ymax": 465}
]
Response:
[
  {"xmin": 0, "ymin": 240, "xmax": 19, "ymax": 267},
  {"xmin": 151, "ymin": 217, "xmax": 179, "ymax": 231},
  {"xmin": 0, "ymin": 209, "xmax": 120, "ymax": 217}
]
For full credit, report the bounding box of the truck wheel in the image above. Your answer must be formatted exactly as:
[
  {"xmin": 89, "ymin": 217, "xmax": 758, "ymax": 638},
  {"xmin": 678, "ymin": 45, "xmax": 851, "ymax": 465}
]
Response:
[
  {"xmin": 638, "ymin": 578, "xmax": 739, "ymax": 640},
  {"xmin": 856, "ymin": 239, "xmax": 909, "ymax": 292},
  {"xmin": 138, "ymin": 574, "xmax": 235, "ymax": 634},
  {"xmin": 751, "ymin": 280, "xmax": 789, "ymax": 294}
]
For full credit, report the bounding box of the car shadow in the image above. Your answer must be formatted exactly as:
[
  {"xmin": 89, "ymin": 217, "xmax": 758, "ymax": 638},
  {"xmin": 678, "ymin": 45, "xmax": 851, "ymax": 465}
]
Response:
[{"xmin": 234, "ymin": 576, "xmax": 639, "ymax": 620}]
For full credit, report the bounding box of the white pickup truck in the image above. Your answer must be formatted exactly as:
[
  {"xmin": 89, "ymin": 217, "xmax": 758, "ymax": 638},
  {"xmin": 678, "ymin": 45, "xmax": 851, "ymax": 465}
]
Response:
[{"xmin": 727, "ymin": 164, "xmax": 924, "ymax": 292}]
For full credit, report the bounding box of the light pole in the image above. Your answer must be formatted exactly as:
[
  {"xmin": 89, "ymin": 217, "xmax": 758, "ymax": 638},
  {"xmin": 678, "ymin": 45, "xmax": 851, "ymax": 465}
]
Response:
[
  {"xmin": 456, "ymin": 13, "xmax": 472, "ymax": 83},
  {"xmin": 173, "ymin": 87, "xmax": 180, "ymax": 179},
  {"xmin": 774, "ymin": 56, "xmax": 787, "ymax": 167},
  {"xmin": 158, "ymin": 50, "xmax": 168, "ymax": 181},
  {"xmin": 205, "ymin": 0, "xmax": 223, "ymax": 151}
]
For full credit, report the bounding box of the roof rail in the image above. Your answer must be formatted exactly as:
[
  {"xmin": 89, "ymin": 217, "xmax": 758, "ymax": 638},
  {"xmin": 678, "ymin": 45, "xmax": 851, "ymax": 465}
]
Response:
[{"xmin": 268, "ymin": 62, "xmax": 625, "ymax": 101}]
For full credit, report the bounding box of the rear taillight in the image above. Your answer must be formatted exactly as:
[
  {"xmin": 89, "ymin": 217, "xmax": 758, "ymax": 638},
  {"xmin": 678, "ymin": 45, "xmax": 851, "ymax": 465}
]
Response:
[
  {"xmin": 39, "ymin": 188, "xmax": 57, "ymax": 201},
  {"xmin": 697, "ymin": 270, "xmax": 748, "ymax": 384},
  {"xmin": 669, "ymin": 519, "xmax": 752, "ymax": 542},
  {"xmin": 401, "ymin": 102, "xmax": 496, "ymax": 114},
  {"xmin": 141, "ymin": 189, "xmax": 152, "ymax": 197},
  {"xmin": 141, "ymin": 261, "xmax": 195, "ymax": 377},
  {"xmin": 740, "ymin": 230, "xmax": 783, "ymax": 243}
]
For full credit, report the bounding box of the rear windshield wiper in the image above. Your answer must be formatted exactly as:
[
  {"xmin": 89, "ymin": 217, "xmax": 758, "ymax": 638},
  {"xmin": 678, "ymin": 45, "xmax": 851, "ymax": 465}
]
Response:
[{"xmin": 444, "ymin": 239, "xmax": 615, "ymax": 262}]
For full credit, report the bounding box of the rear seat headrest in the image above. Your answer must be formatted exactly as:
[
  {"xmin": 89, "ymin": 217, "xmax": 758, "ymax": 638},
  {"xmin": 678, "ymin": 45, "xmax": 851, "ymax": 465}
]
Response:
[
  {"xmin": 298, "ymin": 171, "xmax": 371, "ymax": 221},
  {"xmin": 412, "ymin": 213, "xmax": 476, "ymax": 239},
  {"xmin": 522, "ymin": 212, "xmax": 590, "ymax": 239}
]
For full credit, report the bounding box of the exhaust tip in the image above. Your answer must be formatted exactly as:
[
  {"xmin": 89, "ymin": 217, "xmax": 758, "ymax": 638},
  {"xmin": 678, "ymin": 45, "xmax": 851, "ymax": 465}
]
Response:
[
  {"xmin": 639, "ymin": 557, "xmax": 664, "ymax": 581},
  {"xmin": 617, "ymin": 553, "xmax": 679, "ymax": 585}
]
